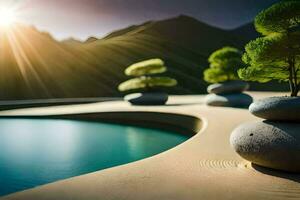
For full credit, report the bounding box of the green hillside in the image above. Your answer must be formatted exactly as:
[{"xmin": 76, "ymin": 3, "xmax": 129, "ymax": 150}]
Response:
[{"xmin": 0, "ymin": 15, "xmax": 288, "ymax": 100}]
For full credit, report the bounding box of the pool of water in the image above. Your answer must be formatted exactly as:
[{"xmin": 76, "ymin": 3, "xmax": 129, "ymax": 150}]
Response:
[{"xmin": 0, "ymin": 118, "xmax": 188, "ymax": 196}]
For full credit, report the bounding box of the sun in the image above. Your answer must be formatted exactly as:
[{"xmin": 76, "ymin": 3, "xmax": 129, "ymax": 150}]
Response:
[{"xmin": 0, "ymin": 7, "xmax": 17, "ymax": 28}]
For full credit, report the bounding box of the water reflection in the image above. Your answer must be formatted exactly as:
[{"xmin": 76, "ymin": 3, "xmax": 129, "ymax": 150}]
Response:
[
  {"xmin": 0, "ymin": 118, "xmax": 188, "ymax": 196},
  {"xmin": 125, "ymin": 127, "xmax": 186, "ymax": 160}
]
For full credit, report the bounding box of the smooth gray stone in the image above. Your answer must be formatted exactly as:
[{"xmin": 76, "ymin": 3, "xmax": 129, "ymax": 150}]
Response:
[
  {"xmin": 230, "ymin": 121, "xmax": 300, "ymax": 173},
  {"xmin": 205, "ymin": 93, "xmax": 253, "ymax": 108},
  {"xmin": 207, "ymin": 81, "xmax": 249, "ymax": 94},
  {"xmin": 250, "ymin": 97, "xmax": 300, "ymax": 122},
  {"xmin": 125, "ymin": 93, "xmax": 168, "ymax": 105}
]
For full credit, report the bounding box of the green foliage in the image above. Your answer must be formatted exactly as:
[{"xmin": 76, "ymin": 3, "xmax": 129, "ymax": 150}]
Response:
[
  {"xmin": 125, "ymin": 59, "xmax": 167, "ymax": 76},
  {"xmin": 255, "ymin": 1, "xmax": 300, "ymax": 36},
  {"xmin": 119, "ymin": 58, "xmax": 177, "ymax": 92},
  {"xmin": 204, "ymin": 47, "xmax": 244, "ymax": 83},
  {"xmin": 242, "ymin": 34, "xmax": 292, "ymax": 67},
  {"xmin": 239, "ymin": 33, "xmax": 300, "ymax": 82},
  {"xmin": 204, "ymin": 68, "xmax": 232, "ymax": 83},
  {"xmin": 239, "ymin": 0, "xmax": 300, "ymax": 96},
  {"xmin": 208, "ymin": 47, "xmax": 242, "ymax": 65},
  {"xmin": 118, "ymin": 76, "xmax": 177, "ymax": 92}
]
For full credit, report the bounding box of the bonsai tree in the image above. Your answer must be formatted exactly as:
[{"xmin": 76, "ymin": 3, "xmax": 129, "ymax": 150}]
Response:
[
  {"xmin": 118, "ymin": 58, "xmax": 177, "ymax": 92},
  {"xmin": 238, "ymin": 0, "xmax": 300, "ymax": 97},
  {"xmin": 204, "ymin": 47, "xmax": 244, "ymax": 83}
]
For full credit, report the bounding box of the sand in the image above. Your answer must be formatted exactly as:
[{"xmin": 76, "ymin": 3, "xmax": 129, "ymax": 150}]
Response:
[{"xmin": 1, "ymin": 92, "xmax": 300, "ymax": 200}]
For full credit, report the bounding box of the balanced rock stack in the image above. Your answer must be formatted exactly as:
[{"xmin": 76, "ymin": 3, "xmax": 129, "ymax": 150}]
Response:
[
  {"xmin": 205, "ymin": 81, "xmax": 253, "ymax": 107},
  {"xmin": 125, "ymin": 92, "xmax": 169, "ymax": 105},
  {"xmin": 230, "ymin": 97, "xmax": 300, "ymax": 173}
]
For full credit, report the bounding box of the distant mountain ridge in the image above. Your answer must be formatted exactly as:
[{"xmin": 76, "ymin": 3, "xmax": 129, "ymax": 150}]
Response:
[{"xmin": 0, "ymin": 15, "xmax": 287, "ymax": 100}]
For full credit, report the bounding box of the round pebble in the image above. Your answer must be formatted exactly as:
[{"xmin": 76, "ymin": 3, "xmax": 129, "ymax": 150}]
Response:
[
  {"xmin": 205, "ymin": 93, "xmax": 253, "ymax": 108},
  {"xmin": 230, "ymin": 121, "xmax": 300, "ymax": 173},
  {"xmin": 249, "ymin": 97, "xmax": 300, "ymax": 122},
  {"xmin": 125, "ymin": 93, "xmax": 168, "ymax": 105},
  {"xmin": 207, "ymin": 81, "xmax": 249, "ymax": 94}
]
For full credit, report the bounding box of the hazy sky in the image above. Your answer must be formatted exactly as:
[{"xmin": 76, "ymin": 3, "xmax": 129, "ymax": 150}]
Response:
[{"xmin": 2, "ymin": 0, "xmax": 280, "ymax": 40}]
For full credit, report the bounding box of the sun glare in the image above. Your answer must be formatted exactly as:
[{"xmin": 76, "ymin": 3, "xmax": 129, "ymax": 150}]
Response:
[{"xmin": 0, "ymin": 7, "xmax": 17, "ymax": 28}]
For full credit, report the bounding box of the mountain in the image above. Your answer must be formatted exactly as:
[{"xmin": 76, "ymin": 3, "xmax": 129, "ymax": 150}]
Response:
[
  {"xmin": 104, "ymin": 15, "xmax": 252, "ymax": 54},
  {"xmin": 230, "ymin": 23, "xmax": 260, "ymax": 44},
  {"xmin": 61, "ymin": 37, "xmax": 83, "ymax": 46},
  {"xmin": 84, "ymin": 36, "xmax": 99, "ymax": 44},
  {"xmin": 0, "ymin": 16, "xmax": 287, "ymax": 100}
]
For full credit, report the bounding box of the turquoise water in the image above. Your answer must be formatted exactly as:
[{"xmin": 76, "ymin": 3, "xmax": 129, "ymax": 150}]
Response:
[{"xmin": 0, "ymin": 118, "xmax": 188, "ymax": 196}]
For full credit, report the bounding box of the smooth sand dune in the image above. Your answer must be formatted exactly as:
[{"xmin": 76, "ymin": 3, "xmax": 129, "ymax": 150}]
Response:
[{"xmin": 1, "ymin": 92, "xmax": 300, "ymax": 200}]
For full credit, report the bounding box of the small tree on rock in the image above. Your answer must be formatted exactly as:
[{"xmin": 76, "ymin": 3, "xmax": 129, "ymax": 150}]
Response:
[
  {"xmin": 118, "ymin": 58, "xmax": 177, "ymax": 92},
  {"xmin": 239, "ymin": 0, "xmax": 300, "ymax": 97},
  {"xmin": 204, "ymin": 47, "xmax": 244, "ymax": 83}
]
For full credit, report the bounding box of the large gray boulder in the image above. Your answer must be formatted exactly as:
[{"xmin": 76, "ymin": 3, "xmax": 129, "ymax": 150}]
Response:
[
  {"xmin": 125, "ymin": 92, "xmax": 168, "ymax": 105},
  {"xmin": 205, "ymin": 93, "xmax": 253, "ymax": 108},
  {"xmin": 250, "ymin": 97, "xmax": 300, "ymax": 122},
  {"xmin": 230, "ymin": 121, "xmax": 300, "ymax": 173},
  {"xmin": 207, "ymin": 81, "xmax": 250, "ymax": 95}
]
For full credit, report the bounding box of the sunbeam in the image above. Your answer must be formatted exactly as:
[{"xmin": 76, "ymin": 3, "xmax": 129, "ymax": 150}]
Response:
[
  {"xmin": 0, "ymin": 7, "xmax": 17, "ymax": 28},
  {"xmin": 6, "ymin": 26, "xmax": 52, "ymax": 97}
]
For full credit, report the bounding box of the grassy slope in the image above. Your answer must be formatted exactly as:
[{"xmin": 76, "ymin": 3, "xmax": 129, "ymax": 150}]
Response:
[
  {"xmin": 0, "ymin": 16, "xmax": 288, "ymax": 100},
  {"xmin": 0, "ymin": 25, "xmax": 117, "ymax": 100},
  {"xmin": 81, "ymin": 15, "xmax": 250, "ymax": 95}
]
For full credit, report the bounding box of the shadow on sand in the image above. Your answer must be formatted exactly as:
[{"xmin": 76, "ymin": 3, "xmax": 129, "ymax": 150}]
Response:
[
  {"xmin": 165, "ymin": 102, "xmax": 204, "ymax": 106},
  {"xmin": 252, "ymin": 163, "xmax": 300, "ymax": 183}
]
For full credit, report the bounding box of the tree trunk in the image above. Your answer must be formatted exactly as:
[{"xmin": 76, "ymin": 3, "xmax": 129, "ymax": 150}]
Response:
[
  {"xmin": 295, "ymin": 84, "xmax": 300, "ymax": 97},
  {"xmin": 288, "ymin": 57, "xmax": 298, "ymax": 97},
  {"xmin": 292, "ymin": 57, "xmax": 299, "ymax": 96},
  {"xmin": 286, "ymin": 31, "xmax": 298, "ymax": 97},
  {"xmin": 288, "ymin": 65, "xmax": 296, "ymax": 96},
  {"xmin": 144, "ymin": 76, "xmax": 152, "ymax": 93},
  {"xmin": 145, "ymin": 76, "xmax": 149, "ymax": 92},
  {"xmin": 288, "ymin": 79, "xmax": 294, "ymax": 96},
  {"xmin": 227, "ymin": 74, "xmax": 230, "ymax": 81}
]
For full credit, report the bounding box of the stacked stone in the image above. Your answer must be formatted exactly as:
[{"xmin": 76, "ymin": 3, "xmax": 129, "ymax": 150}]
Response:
[
  {"xmin": 230, "ymin": 97, "xmax": 300, "ymax": 173},
  {"xmin": 125, "ymin": 92, "xmax": 168, "ymax": 105},
  {"xmin": 205, "ymin": 81, "xmax": 253, "ymax": 107}
]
